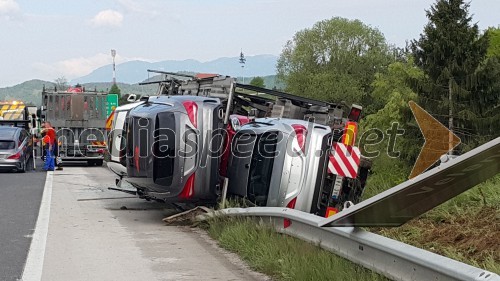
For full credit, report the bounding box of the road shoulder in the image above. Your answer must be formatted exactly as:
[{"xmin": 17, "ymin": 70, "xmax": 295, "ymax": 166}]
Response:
[{"xmin": 41, "ymin": 166, "xmax": 265, "ymax": 281}]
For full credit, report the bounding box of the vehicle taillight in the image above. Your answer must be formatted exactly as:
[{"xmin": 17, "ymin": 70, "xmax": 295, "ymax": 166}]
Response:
[
  {"xmin": 179, "ymin": 174, "xmax": 195, "ymax": 199},
  {"xmin": 284, "ymin": 197, "xmax": 297, "ymax": 228},
  {"xmin": 348, "ymin": 104, "xmax": 362, "ymax": 122},
  {"xmin": 8, "ymin": 152, "xmax": 21, "ymax": 160},
  {"xmin": 97, "ymin": 149, "xmax": 105, "ymax": 154},
  {"xmin": 342, "ymin": 122, "xmax": 358, "ymax": 147},
  {"xmin": 325, "ymin": 207, "xmax": 338, "ymax": 218},
  {"xmin": 291, "ymin": 124, "xmax": 307, "ymax": 153},
  {"xmin": 183, "ymin": 101, "xmax": 198, "ymax": 128}
]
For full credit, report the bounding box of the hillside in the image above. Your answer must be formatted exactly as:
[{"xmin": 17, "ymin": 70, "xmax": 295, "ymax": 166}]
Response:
[
  {"xmin": 0, "ymin": 75, "xmax": 281, "ymax": 106},
  {"xmin": 0, "ymin": 79, "xmax": 51, "ymax": 106},
  {"xmin": 71, "ymin": 55, "xmax": 278, "ymax": 84},
  {"xmin": 0, "ymin": 80, "xmax": 158, "ymax": 106}
]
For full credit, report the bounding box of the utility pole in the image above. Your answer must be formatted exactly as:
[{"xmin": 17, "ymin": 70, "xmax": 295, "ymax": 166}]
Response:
[
  {"xmin": 239, "ymin": 49, "xmax": 246, "ymax": 84},
  {"xmin": 111, "ymin": 49, "xmax": 117, "ymax": 85}
]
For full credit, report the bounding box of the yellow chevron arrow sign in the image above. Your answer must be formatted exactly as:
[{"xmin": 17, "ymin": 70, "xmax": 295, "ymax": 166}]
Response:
[{"xmin": 409, "ymin": 101, "xmax": 461, "ymax": 179}]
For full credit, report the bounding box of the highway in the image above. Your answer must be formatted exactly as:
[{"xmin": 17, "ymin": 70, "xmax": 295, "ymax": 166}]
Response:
[
  {"xmin": 0, "ymin": 159, "xmax": 46, "ymax": 281},
  {"xmin": 0, "ymin": 162, "xmax": 266, "ymax": 281}
]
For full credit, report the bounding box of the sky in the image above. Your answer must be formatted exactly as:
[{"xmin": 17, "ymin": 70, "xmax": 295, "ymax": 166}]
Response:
[{"xmin": 0, "ymin": 0, "xmax": 498, "ymax": 87}]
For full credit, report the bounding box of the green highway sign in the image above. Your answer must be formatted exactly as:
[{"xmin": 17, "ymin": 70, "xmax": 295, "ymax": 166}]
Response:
[{"xmin": 107, "ymin": 94, "xmax": 119, "ymax": 116}]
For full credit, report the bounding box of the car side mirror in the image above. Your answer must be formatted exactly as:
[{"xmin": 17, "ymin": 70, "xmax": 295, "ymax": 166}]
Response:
[{"xmin": 127, "ymin": 94, "xmax": 137, "ymax": 102}]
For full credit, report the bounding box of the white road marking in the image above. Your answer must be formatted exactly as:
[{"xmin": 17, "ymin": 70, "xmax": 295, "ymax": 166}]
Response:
[{"xmin": 21, "ymin": 171, "xmax": 53, "ymax": 281}]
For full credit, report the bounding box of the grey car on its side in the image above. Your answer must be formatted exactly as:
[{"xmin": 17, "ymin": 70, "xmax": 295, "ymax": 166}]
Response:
[
  {"xmin": 0, "ymin": 127, "xmax": 32, "ymax": 172},
  {"xmin": 124, "ymin": 95, "xmax": 225, "ymax": 203}
]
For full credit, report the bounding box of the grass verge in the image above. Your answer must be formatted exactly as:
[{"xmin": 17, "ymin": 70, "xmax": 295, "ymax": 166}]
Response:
[
  {"xmin": 366, "ymin": 170, "xmax": 500, "ymax": 274},
  {"xmin": 203, "ymin": 217, "xmax": 389, "ymax": 281}
]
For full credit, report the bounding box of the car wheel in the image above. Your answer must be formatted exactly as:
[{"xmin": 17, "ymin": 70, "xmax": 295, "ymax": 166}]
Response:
[{"xmin": 19, "ymin": 158, "xmax": 26, "ymax": 173}]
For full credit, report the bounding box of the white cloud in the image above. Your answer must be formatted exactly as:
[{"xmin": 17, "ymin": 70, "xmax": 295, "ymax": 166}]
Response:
[
  {"xmin": 32, "ymin": 53, "xmax": 149, "ymax": 81},
  {"xmin": 0, "ymin": 0, "xmax": 20, "ymax": 20},
  {"xmin": 0, "ymin": 0, "xmax": 19, "ymax": 14},
  {"xmin": 90, "ymin": 9, "xmax": 123, "ymax": 27}
]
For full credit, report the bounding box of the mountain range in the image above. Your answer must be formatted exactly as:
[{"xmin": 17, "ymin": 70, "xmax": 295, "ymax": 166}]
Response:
[
  {"xmin": 0, "ymin": 54, "xmax": 280, "ymax": 105},
  {"xmin": 0, "ymin": 76, "xmax": 281, "ymax": 106},
  {"xmin": 71, "ymin": 54, "xmax": 278, "ymax": 85}
]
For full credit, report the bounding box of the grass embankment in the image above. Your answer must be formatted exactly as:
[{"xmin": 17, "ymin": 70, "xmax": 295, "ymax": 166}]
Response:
[
  {"xmin": 204, "ymin": 217, "xmax": 389, "ymax": 281},
  {"xmin": 202, "ymin": 165, "xmax": 498, "ymax": 278},
  {"xmin": 365, "ymin": 170, "xmax": 500, "ymax": 274}
]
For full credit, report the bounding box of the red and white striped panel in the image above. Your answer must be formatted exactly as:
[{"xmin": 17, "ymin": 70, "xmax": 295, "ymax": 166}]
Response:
[{"xmin": 328, "ymin": 143, "xmax": 361, "ymax": 179}]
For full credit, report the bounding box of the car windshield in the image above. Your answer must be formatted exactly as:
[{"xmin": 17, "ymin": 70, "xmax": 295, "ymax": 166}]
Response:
[
  {"xmin": 0, "ymin": 140, "xmax": 15, "ymax": 150},
  {"xmin": 153, "ymin": 112, "xmax": 176, "ymax": 186},
  {"xmin": 247, "ymin": 132, "xmax": 278, "ymax": 206}
]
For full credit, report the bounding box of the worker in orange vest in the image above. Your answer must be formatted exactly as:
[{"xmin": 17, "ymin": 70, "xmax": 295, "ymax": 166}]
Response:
[{"xmin": 41, "ymin": 121, "xmax": 56, "ymax": 171}]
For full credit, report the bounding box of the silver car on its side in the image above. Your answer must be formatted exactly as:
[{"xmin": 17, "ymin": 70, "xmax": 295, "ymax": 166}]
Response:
[
  {"xmin": 227, "ymin": 118, "xmax": 332, "ymax": 214},
  {"xmin": 0, "ymin": 127, "xmax": 32, "ymax": 173}
]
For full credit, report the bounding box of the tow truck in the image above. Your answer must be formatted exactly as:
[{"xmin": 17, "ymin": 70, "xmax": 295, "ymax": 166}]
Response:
[
  {"xmin": 108, "ymin": 71, "xmax": 370, "ymax": 216},
  {"xmin": 0, "ymin": 101, "xmax": 39, "ymax": 132}
]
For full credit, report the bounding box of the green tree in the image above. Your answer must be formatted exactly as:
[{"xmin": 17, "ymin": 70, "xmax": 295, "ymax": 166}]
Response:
[
  {"xmin": 476, "ymin": 28, "xmax": 500, "ymax": 139},
  {"xmin": 361, "ymin": 59, "xmax": 425, "ymax": 195},
  {"xmin": 471, "ymin": 56, "xmax": 500, "ymax": 144},
  {"xmin": 410, "ymin": 0, "xmax": 490, "ymax": 148},
  {"xmin": 54, "ymin": 77, "xmax": 68, "ymax": 91},
  {"xmin": 109, "ymin": 83, "xmax": 127, "ymax": 105},
  {"xmin": 109, "ymin": 83, "xmax": 121, "ymax": 96},
  {"xmin": 249, "ymin": 76, "xmax": 265, "ymax": 88},
  {"xmin": 485, "ymin": 27, "xmax": 500, "ymax": 58},
  {"xmin": 364, "ymin": 59, "xmax": 424, "ymax": 164},
  {"xmin": 118, "ymin": 95, "xmax": 129, "ymax": 106},
  {"xmin": 276, "ymin": 17, "xmax": 394, "ymax": 111}
]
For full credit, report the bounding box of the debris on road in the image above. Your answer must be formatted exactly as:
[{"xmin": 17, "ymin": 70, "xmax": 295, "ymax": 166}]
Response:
[{"xmin": 163, "ymin": 206, "xmax": 212, "ymax": 225}]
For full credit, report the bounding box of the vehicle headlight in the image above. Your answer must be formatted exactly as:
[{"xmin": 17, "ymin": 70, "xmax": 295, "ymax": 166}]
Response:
[{"xmin": 231, "ymin": 118, "xmax": 241, "ymax": 131}]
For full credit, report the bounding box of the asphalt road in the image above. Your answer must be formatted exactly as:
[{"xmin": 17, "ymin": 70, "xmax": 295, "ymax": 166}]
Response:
[
  {"xmin": 0, "ymin": 158, "xmax": 46, "ymax": 281},
  {"xmin": 38, "ymin": 166, "xmax": 265, "ymax": 281}
]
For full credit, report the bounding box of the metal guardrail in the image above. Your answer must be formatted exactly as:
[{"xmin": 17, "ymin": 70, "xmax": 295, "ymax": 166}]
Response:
[{"xmin": 215, "ymin": 207, "xmax": 500, "ymax": 281}]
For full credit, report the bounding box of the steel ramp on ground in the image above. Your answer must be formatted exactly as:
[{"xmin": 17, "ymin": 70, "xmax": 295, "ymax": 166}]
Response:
[{"xmin": 318, "ymin": 137, "xmax": 500, "ymax": 227}]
